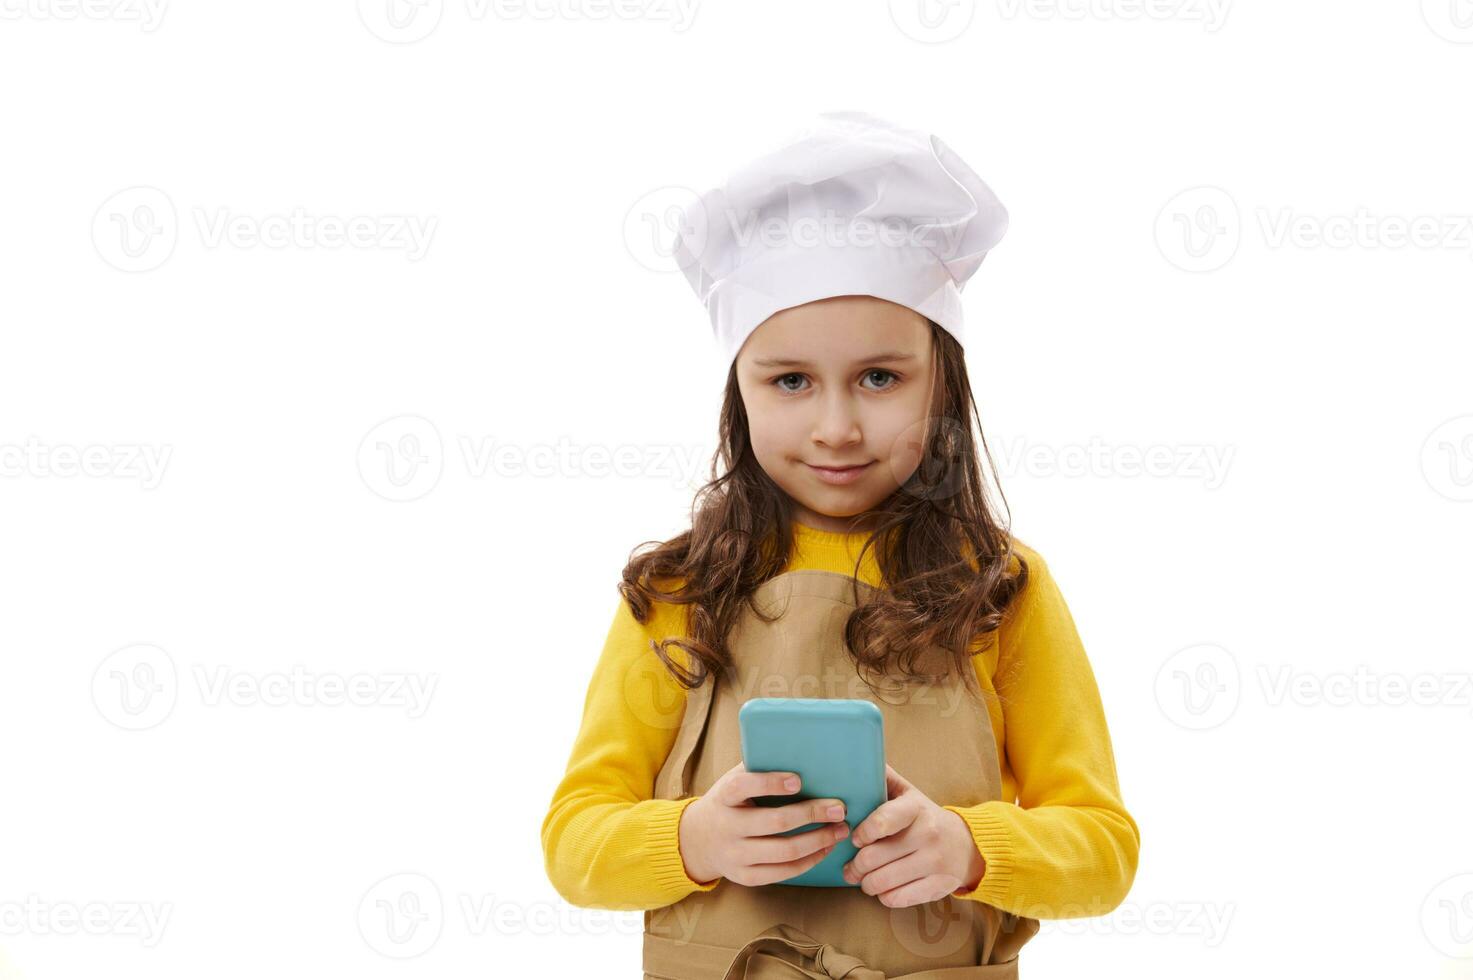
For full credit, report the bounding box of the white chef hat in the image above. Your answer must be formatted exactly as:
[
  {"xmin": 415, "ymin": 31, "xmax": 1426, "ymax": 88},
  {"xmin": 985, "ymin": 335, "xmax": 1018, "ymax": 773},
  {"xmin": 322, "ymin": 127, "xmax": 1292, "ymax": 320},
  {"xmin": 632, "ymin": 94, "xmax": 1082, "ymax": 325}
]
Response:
[{"xmin": 671, "ymin": 110, "xmax": 1008, "ymax": 372}]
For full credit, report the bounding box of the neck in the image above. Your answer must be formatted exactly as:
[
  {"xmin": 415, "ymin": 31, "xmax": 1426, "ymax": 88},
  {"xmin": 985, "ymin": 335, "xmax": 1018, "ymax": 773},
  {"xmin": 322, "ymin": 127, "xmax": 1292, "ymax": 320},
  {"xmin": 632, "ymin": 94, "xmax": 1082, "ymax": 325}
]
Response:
[{"xmin": 791, "ymin": 508, "xmax": 881, "ymax": 536}]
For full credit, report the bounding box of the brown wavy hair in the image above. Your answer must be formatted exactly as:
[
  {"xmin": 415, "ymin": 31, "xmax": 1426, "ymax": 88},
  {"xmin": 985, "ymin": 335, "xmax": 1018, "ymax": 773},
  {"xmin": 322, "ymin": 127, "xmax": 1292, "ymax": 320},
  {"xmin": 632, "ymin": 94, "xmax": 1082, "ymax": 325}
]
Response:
[{"xmin": 618, "ymin": 317, "xmax": 1029, "ymax": 694}]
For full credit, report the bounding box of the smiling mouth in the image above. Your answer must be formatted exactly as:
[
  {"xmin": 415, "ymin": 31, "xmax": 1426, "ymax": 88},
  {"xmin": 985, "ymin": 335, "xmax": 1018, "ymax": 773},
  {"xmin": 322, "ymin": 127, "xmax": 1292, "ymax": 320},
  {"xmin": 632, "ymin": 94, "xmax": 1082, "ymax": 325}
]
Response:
[{"xmin": 805, "ymin": 461, "xmax": 875, "ymax": 484}]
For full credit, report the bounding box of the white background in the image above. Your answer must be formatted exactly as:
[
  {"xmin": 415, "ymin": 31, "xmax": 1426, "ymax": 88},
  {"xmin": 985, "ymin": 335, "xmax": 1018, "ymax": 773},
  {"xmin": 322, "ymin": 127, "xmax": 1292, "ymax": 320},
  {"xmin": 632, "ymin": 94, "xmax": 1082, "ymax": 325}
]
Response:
[{"xmin": 3, "ymin": 1, "xmax": 1472, "ymax": 977}]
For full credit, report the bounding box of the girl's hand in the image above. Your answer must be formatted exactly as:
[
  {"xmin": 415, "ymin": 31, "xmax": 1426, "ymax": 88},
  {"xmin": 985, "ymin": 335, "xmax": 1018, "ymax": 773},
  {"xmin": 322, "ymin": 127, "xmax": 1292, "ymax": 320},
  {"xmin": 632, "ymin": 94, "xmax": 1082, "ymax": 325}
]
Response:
[
  {"xmin": 841, "ymin": 763, "xmax": 986, "ymax": 907},
  {"xmin": 677, "ymin": 761, "xmax": 851, "ymax": 887}
]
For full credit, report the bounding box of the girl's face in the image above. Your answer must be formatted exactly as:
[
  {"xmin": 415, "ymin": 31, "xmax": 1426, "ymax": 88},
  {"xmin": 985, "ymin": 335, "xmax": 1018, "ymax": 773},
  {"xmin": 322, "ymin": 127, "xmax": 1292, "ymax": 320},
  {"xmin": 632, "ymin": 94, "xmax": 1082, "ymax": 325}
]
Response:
[{"xmin": 735, "ymin": 294, "xmax": 936, "ymax": 534}]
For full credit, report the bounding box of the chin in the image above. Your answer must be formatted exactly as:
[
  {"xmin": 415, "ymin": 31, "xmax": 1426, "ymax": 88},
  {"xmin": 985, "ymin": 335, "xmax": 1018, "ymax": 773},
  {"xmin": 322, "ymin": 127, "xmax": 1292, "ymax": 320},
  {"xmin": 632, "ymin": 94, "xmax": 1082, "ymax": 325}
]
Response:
[{"xmin": 797, "ymin": 493, "xmax": 873, "ymax": 518}]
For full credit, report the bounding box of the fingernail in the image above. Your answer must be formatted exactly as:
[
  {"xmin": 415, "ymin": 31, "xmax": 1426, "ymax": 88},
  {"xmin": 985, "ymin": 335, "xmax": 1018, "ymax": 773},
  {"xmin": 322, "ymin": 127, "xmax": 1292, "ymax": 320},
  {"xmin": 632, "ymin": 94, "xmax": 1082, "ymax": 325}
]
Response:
[
  {"xmin": 826, "ymin": 805, "xmax": 843, "ymax": 820},
  {"xmin": 785, "ymin": 776, "xmax": 799, "ymax": 791}
]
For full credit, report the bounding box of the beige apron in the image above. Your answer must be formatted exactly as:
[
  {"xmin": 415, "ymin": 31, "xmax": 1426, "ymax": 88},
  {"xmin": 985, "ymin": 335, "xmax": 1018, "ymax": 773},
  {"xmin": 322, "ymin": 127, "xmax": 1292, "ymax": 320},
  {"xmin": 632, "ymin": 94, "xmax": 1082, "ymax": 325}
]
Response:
[{"xmin": 643, "ymin": 569, "xmax": 1039, "ymax": 979}]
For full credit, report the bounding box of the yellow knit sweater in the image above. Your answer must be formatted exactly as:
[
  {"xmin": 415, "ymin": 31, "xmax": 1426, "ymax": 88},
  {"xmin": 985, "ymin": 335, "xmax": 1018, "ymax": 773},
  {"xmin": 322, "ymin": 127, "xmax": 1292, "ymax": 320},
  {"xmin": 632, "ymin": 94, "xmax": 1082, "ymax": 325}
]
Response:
[{"xmin": 541, "ymin": 524, "xmax": 1139, "ymax": 919}]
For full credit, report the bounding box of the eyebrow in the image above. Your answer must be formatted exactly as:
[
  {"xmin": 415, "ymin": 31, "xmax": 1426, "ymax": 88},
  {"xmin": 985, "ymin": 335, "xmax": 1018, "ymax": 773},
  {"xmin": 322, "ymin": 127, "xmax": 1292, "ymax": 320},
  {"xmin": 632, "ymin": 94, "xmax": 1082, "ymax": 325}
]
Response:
[{"xmin": 751, "ymin": 351, "xmax": 919, "ymax": 368}]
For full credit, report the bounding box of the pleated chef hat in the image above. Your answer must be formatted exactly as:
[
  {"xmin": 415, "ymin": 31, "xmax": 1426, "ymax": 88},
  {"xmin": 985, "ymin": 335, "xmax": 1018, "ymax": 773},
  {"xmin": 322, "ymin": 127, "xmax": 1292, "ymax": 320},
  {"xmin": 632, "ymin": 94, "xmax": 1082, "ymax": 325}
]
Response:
[{"xmin": 671, "ymin": 110, "xmax": 1008, "ymax": 372}]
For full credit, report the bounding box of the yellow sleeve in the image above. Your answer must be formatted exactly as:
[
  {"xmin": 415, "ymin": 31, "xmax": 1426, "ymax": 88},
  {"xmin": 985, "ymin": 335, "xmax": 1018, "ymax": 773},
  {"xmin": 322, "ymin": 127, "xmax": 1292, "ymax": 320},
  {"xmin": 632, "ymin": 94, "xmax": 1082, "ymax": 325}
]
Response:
[
  {"xmin": 942, "ymin": 549, "xmax": 1140, "ymax": 919},
  {"xmin": 540, "ymin": 594, "xmax": 722, "ymax": 910}
]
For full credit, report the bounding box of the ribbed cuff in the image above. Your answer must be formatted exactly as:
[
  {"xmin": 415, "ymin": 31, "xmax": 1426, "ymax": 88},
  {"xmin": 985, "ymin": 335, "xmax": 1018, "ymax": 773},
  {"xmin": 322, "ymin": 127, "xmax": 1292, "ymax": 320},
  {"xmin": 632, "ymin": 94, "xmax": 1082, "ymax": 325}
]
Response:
[
  {"xmin": 942, "ymin": 802, "xmax": 1015, "ymax": 906},
  {"xmin": 648, "ymin": 796, "xmax": 721, "ymax": 898}
]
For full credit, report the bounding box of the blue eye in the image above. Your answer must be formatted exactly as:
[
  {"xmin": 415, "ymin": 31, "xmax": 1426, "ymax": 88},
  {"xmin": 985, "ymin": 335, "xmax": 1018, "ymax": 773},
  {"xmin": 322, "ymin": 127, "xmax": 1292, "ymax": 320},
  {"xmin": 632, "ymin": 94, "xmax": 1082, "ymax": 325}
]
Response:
[
  {"xmin": 771, "ymin": 370, "xmax": 900, "ymax": 394},
  {"xmin": 862, "ymin": 370, "xmax": 899, "ymax": 391}
]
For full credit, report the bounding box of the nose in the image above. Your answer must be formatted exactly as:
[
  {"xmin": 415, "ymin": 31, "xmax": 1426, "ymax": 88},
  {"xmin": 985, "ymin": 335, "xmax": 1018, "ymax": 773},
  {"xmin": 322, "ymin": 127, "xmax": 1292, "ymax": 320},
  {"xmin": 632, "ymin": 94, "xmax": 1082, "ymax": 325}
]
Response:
[{"xmin": 812, "ymin": 389, "xmax": 861, "ymax": 449}]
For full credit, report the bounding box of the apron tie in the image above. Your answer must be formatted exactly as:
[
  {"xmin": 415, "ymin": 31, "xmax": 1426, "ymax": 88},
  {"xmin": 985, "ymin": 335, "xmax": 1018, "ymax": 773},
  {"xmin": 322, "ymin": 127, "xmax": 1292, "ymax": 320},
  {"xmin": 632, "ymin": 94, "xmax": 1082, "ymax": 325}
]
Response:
[
  {"xmin": 717, "ymin": 921, "xmax": 1023, "ymax": 979},
  {"xmin": 720, "ymin": 923, "xmax": 885, "ymax": 979}
]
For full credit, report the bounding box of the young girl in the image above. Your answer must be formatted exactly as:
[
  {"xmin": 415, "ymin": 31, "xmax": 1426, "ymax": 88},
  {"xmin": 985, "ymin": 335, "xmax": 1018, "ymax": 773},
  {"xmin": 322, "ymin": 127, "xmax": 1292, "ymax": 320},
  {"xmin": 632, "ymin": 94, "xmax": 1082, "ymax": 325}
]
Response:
[{"xmin": 542, "ymin": 111, "xmax": 1139, "ymax": 979}]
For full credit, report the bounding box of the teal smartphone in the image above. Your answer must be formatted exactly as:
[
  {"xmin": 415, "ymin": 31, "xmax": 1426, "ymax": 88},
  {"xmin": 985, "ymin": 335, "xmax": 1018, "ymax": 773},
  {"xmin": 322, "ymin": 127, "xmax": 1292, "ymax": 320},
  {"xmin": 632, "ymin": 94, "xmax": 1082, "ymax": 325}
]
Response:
[{"xmin": 737, "ymin": 697, "xmax": 886, "ymax": 887}]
